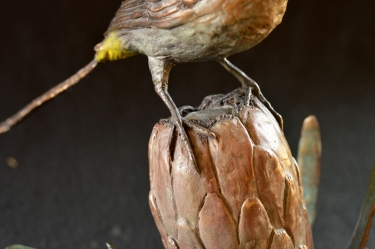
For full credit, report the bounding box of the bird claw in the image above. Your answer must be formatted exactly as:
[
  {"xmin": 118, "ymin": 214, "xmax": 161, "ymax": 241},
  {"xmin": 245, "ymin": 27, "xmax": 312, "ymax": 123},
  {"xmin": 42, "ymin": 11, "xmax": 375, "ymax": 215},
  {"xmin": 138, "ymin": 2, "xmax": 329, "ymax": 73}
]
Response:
[
  {"xmin": 243, "ymin": 86, "xmax": 253, "ymax": 106},
  {"xmin": 171, "ymin": 117, "xmax": 199, "ymax": 170},
  {"xmin": 182, "ymin": 119, "xmax": 216, "ymax": 139},
  {"xmin": 242, "ymin": 85, "xmax": 284, "ymax": 129},
  {"xmin": 171, "ymin": 115, "xmax": 217, "ymax": 174}
]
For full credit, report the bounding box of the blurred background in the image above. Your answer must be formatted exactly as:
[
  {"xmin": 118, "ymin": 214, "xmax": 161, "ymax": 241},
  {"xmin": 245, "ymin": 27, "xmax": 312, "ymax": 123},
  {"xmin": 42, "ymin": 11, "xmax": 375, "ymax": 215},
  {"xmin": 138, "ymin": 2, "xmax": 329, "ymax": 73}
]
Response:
[{"xmin": 0, "ymin": 0, "xmax": 374, "ymax": 248}]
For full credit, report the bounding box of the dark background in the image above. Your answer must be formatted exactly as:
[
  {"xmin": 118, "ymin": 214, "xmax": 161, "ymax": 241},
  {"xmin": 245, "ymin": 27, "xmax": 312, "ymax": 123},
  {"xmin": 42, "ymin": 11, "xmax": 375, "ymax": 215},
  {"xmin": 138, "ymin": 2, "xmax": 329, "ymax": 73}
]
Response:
[{"xmin": 0, "ymin": 0, "xmax": 374, "ymax": 248}]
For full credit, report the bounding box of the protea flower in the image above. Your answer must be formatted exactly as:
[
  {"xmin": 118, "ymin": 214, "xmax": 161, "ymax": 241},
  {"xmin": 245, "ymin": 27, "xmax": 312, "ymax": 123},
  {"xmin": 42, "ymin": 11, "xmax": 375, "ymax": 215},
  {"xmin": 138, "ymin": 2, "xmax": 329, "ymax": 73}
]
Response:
[{"xmin": 148, "ymin": 89, "xmax": 314, "ymax": 249}]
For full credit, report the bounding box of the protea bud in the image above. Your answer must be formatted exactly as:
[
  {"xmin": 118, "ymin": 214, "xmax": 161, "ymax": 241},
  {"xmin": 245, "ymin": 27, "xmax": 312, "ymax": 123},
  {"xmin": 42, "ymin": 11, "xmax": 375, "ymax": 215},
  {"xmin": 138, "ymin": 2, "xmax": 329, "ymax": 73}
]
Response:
[{"xmin": 148, "ymin": 89, "xmax": 314, "ymax": 249}]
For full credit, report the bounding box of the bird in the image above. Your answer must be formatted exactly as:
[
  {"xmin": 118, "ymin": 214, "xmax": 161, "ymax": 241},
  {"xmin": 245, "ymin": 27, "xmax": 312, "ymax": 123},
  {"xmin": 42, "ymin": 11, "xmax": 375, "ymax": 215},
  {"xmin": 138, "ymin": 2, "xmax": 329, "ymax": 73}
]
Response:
[{"xmin": 0, "ymin": 0, "xmax": 288, "ymax": 163}]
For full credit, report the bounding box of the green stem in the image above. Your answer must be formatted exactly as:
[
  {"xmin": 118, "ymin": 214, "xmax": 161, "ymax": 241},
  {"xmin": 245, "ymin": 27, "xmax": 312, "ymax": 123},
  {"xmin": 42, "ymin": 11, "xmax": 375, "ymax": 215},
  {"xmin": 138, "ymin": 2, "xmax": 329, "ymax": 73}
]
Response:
[{"xmin": 348, "ymin": 164, "xmax": 375, "ymax": 249}]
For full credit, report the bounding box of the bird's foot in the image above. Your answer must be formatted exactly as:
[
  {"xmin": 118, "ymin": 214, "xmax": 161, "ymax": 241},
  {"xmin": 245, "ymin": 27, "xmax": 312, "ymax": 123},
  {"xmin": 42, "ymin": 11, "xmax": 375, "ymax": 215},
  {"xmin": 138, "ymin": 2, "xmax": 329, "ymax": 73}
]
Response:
[
  {"xmin": 217, "ymin": 58, "xmax": 283, "ymax": 128},
  {"xmin": 171, "ymin": 114, "xmax": 216, "ymax": 173},
  {"xmin": 243, "ymin": 86, "xmax": 253, "ymax": 106},
  {"xmin": 176, "ymin": 105, "xmax": 216, "ymax": 139},
  {"xmin": 242, "ymin": 85, "xmax": 284, "ymax": 129},
  {"xmin": 182, "ymin": 119, "xmax": 216, "ymax": 139},
  {"xmin": 171, "ymin": 116, "xmax": 197, "ymax": 171}
]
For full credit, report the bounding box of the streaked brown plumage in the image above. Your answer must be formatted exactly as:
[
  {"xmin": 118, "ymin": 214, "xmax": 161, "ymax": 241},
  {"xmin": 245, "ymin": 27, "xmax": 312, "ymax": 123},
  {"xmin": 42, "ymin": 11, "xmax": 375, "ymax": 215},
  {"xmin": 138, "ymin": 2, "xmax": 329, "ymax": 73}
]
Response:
[{"xmin": 100, "ymin": 0, "xmax": 287, "ymax": 62}]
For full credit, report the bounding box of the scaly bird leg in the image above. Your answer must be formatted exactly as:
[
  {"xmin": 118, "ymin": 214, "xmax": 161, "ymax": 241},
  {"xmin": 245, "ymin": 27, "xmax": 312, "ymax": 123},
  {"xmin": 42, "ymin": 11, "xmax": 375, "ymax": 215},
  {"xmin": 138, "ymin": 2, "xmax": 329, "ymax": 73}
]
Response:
[
  {"xmin": 218, "ymin": 58, "xmax": 283, "ymax": 129},
  {"xmin": 148, "ymin": 57, "xmax": 215, "ymax": 171}
]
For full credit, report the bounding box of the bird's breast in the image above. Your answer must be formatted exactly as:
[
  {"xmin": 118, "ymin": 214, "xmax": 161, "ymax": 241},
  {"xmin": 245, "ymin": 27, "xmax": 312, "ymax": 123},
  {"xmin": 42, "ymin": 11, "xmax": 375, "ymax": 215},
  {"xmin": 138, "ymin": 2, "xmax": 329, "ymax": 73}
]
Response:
[{"xmin": 220, "ymin": 0, "xmax": 288, "ymax": 49}]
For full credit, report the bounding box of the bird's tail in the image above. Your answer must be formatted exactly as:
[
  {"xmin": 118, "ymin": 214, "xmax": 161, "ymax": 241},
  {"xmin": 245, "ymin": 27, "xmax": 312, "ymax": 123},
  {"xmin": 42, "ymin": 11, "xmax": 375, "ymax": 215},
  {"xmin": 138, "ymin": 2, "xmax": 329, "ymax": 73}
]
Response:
[{"xmin": 0, "ymin": 59, "xmax": 98, "ymax": 135}]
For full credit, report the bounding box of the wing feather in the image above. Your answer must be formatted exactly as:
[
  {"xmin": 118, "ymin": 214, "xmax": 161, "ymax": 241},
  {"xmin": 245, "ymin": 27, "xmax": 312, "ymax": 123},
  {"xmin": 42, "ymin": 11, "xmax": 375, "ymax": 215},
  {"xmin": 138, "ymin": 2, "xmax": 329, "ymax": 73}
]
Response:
[
  {"xmin": 107, "ymin": 0, "xmax": 200, "ymax": 32},
  {"xmin": 148, "ymin": 0, "xmax": 179, "ymax": 12},
  {"xmin": 148, "ymin": 2, "xmax": 182, "ymax": 19}
]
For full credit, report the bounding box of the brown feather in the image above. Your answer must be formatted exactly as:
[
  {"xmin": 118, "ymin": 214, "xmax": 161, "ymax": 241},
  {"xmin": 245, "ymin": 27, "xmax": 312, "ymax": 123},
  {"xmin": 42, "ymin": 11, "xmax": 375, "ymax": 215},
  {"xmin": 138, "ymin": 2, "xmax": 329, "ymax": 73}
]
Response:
[{"xmin": 107, "ymin": 0, "xmax": 201, "ymax": 32}]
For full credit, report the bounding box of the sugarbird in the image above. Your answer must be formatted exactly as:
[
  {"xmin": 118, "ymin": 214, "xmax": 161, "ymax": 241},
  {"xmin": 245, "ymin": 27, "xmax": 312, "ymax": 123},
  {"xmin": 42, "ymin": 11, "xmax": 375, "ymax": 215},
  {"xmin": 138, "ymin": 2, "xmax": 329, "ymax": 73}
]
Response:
[{"xmin": 0, "ymin": 0, "xmax": 288, "ymax": 163}]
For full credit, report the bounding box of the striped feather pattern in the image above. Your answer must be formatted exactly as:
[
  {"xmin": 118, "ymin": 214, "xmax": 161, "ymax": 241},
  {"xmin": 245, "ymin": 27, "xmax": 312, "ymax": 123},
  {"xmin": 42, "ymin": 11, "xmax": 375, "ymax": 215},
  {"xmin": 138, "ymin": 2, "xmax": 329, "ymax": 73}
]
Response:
[{"xmin": 107, "ymin": 0, "xmax": 201, "ymax": 32}]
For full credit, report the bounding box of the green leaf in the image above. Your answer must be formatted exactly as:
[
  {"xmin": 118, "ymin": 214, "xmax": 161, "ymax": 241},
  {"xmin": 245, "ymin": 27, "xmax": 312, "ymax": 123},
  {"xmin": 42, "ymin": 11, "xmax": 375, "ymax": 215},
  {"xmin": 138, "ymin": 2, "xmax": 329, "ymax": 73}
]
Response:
[
  {"xmin": 348, "ymin": 164, "xmax": 375, "ymax": 249},
  {"xmin": 106, "ymin": 242, "xmax": 117, "ymax": 249},
  {"xmin": 5, "ymin": 245, "xmax": 36, "ymax": 249},
  {"xmin": 297, "ymin": 115, "xmax": 321, "ymax": 226}
]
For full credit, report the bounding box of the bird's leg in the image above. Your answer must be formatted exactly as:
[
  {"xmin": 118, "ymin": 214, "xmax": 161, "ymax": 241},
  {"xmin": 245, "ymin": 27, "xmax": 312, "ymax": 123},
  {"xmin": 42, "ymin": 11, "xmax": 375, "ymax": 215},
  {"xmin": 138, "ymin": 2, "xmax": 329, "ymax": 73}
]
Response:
[
  {"xmin": 218, "ymin": 58, "xmax": 283, "ymax": 129},
  {"xmin": 148, "ymin": 57, "xmax": 214, "ymax": 171}
]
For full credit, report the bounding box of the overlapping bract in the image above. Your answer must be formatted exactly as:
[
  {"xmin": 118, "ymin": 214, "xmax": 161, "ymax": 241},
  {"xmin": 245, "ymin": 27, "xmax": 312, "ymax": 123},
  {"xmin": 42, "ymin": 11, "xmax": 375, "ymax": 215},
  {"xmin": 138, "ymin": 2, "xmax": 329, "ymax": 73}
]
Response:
[{"xmin": 149, "ymin": 95, "xmax": 314, "ymax": 249}]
